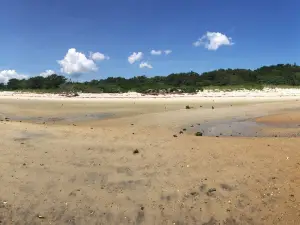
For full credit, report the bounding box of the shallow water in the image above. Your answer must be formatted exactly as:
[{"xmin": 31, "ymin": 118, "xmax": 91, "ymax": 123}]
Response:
[{"xmin": 187, "ymin": 118, "xmax": 300, "ymax": 137}]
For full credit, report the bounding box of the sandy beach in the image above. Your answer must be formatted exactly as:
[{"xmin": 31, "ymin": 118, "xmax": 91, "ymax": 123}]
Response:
[{"xmin": 0, "ymin": 90, "xmax": 300, "ymax": 224}]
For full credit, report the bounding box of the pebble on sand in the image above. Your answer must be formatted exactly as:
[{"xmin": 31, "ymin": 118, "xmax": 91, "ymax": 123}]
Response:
[
  {"xmin": 133, "ymin": 149, "xmax": 139, "ymax": 154},
  {"xmin": 207, "ymin": 188, "xmax": 216, "ymax": 196},
  {"xmin": 195, "ymin": 132, "xmax": 203, "ymax": 136}
]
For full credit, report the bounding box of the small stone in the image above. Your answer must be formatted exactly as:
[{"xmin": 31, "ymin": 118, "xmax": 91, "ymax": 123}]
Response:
[
  {"xmin": 207, "ymin": 188, "xmax": 216, "ymax": 195},
  {"xmin": 179, "ymin": 131, "xmax": 183, "ymax": 134},
  {"xmin": 190, "ymin": 125, "xmax": 194, "ymax": 127},
  {"xmin": 37, "ymin": 215, "xmax": 45, "ymax": 219},
  {"xmin": 23, "ymin": 163, "xmax": 26, "ymax": 166},
  {"xmin": 183, "ymin": 128, "xmax": 187, "ymax": 131},
  {"xmin": 131, "ymin": 123, "xmax": 134, "ymax": 126},
  {"xmin": 185, "ymin": 105, "xmax": 191, "ymax": 109},
  {"xmin": 133, "ymin": 149, "xmax": 139, "ymax": 154},
  {"xmin": 173, "ymin": 135, "xmax": 178, "ymax": 138},
  {"xmin": 212, "ymin": 106, "xmax": 214, "ymax": 109},
  {"xmin": 132, "ymin": 133, "xmax": 135, "ymax": 135},
  {"xmin": 190, "ymin": 192, "xmax": 198, "ymax": 196},
  {"xmin": 140, "ymin": 206, "xmax": 144, "ymax": 210},
  {"xmin": 195, "ymin": 132, "xmax": 203, "ymax": 136}
]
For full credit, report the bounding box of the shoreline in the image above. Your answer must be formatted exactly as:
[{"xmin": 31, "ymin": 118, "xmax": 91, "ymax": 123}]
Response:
[{"xmin": 1, "ymin": 87, "xmax": 300, "ymax": 101}]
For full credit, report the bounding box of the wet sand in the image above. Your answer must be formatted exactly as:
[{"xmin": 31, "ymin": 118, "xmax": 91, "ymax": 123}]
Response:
[{"xmin": 0, "ymin": 98, "xmax": 300, "ymax": 224}]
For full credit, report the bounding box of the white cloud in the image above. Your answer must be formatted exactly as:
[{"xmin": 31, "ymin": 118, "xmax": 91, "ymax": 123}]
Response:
[
  {"xmin": 139, "ymin": 61, "xmax": 153, "ymax": 69},
  {"xmin": 151, "ymin": 50, "xmax": 162, "ymax": 55},
  {"xmin": 0, "ymin": 70, "xmax": 28, "ymax": 84},
  {"xmin": 57, "ymin": 48, "xmax": 98, "ymax": 75},
  {"xmin": 164, "ymin": 50, "xmax": 172, "ymax": 55},
  {"xmin": 151, "ymin": 49, "xmax": 172, "ymax": 55},
  {"xmin": 40, "ymin": 70, "xmax": 55, "ymax": 77},
  {"xmin": 128, "ymin": 52, "xmax": 143, "ymax": 64},
  {"xmin": 193, "ymin": 32, "xmax": 233, "ymax": 50},
  {"xmin": 90, "ymin": 52, "xmax": 110, "ymax": 61}
]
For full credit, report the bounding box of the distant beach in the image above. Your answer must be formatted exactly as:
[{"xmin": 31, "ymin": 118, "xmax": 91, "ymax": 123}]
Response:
[{"xmin": 1, "ymin": 87, "xmax": 300, "ymax": 101}]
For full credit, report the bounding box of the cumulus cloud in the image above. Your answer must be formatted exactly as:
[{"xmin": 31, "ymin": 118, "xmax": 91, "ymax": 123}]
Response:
[
  {"xmin": 40, "ymin": 70, "xmax": 55, "ymax": 77},
  {"xmin": 139, "ymin": 61, "xmax": 153, "ymax": 69},
  {"xmin": 193, "ymin": 32, "xmax": 233, "ymax": 50},
  {"xmin": 151, "ymin": 49, "xmax": 172, "ymax": 55},
  {"xmin": 151, "ymin": 50, "xmax": 162, "ymax": 55},
  {"xmin": 57, "ymin": 48, "xmax": 98, "ymax": 75},
  {"xmin": 90, "ymin": 52, "xmax": 110, "ymax": 61},
  {"xmin": 128, "ymin": 52, "xmax": 143, "ymax": 64},
  {"xmin": 0, "ymin": 70, "xmax": 28, "ymax": 84},
  {"xmin": 164, "ymin": 50, "xmax": 172, "ymax": 55}
]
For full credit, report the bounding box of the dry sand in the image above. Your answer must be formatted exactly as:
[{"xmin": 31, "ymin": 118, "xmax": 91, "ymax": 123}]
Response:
[{"xmin": 0, "ymin": 96, "xmax": 300, "ymax": 224}]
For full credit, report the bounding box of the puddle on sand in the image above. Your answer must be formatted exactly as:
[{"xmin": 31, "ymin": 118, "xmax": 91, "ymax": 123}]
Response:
[
  {"xmin": 187, "ymin": 117, "xmax": 300, "ymax": 138},
  {"xmin": 8, "ymin": 112, "xmax": 114, "ymax": 124}
]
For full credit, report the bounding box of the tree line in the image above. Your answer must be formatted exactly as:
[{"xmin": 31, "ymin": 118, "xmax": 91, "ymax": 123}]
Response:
[{"xmin": 0, "ymin": 64, "xmax": 300, "ymax": 94}]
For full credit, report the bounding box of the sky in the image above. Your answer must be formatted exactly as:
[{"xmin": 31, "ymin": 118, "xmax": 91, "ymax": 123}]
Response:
[{"xmin": 0, "ymin": 0, "xmax": 299, "ymax": 83}]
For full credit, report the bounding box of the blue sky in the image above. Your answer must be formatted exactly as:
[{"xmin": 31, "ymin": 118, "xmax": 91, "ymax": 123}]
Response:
[{"xmin": 0, "ymin": 0, "xmax": 299, "ymax": 82}]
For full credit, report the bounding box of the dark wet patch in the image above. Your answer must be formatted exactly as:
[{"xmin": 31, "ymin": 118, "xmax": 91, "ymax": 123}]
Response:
[
  {"xmin": 116, "ymin": 167, "xmax": 133, "ymax": 176},
  {"xmin": 136, "ymin": 210, "xmax": 145, "ymax": 225},
  {"xmin": 220, "ymin": 183, "xmax": 234, "ymax": 191},
  {"xmin": 199, "ymin": 184, "xmax": 207, "ymax": 192},
  {"xmin": 223, "ymin": 217, "xmax": 239, "ymax": 225},
  {"xmin": 14, "ymin": 130, "xmax": 52, "ymax": 142},
  {"xmin": 8, "ymin": 112, "xmax": 114, "ymax": 124},
  {"xmin": 202, "ymin": 217, "xmax": 218, "ymax": 225},
  {"xmin": 84, "ymin": 172, "xmax": 108, "ymax": 186},
  {"xmin": 106, "ymin": 179, "xmax": 146, "ymax": 192}
]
